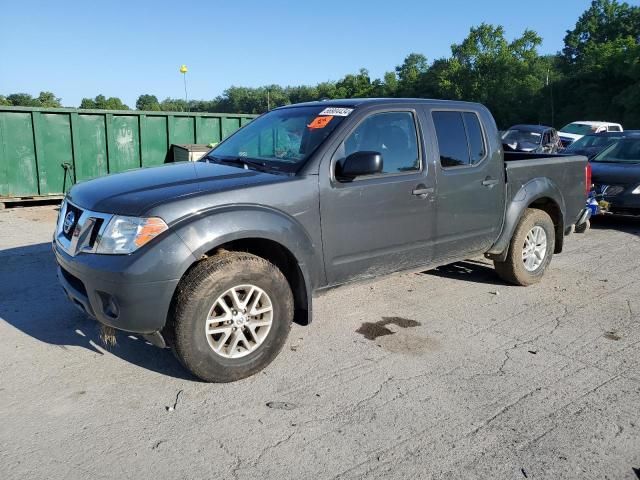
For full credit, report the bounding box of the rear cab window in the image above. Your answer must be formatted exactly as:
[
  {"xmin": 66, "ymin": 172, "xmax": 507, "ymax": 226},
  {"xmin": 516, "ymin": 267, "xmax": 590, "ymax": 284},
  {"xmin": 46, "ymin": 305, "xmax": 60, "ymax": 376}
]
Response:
[{"xmin": 432, "ymin": 111, "xmax": 486, "ymax": 167}]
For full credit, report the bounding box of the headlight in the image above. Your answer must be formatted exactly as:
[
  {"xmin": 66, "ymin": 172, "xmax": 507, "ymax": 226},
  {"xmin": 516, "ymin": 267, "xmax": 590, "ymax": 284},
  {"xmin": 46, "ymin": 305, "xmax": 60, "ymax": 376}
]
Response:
[
  {"xmin": 633, "ymin": 185, "xmax": 640, "ymax": 194},
  {"xmin": 96, "ymin": 216, "xmax": 168, "ymax": 254}
]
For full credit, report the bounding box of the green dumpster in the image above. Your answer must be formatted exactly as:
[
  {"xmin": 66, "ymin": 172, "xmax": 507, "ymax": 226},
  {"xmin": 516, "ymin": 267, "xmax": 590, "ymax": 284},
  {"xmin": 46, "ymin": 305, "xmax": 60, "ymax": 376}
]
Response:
[{"xmin": 0, "ymin": 106, "xmax": 255, "ymax": 201}]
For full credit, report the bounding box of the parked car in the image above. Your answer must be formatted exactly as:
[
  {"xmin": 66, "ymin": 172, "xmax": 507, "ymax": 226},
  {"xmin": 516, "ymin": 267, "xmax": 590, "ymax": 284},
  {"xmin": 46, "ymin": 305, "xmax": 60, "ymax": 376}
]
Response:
[
  {"xmin": 591, "ymin": 136, "xmax": 640, "ymax": 216},
  {"xmin": 53, "ymin": 98, "xmax": 589, "ymax": 382},
  {"xmin": 564, "ymin": 131, "xmax": 640, "ymax": 159},
  {"xmin": 502, "ymin": 125, "xmax": 562, "ymax": 154},
  {"xmin": 559, "ymin": 121, "xmax": 623, "ymax": 147}
]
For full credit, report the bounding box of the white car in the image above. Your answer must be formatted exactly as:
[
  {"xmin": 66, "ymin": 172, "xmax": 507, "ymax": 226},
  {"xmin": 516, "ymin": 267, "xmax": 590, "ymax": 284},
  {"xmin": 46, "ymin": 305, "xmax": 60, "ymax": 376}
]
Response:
[{"xmin": 559, "ymin": 121, "xmax": 623, "ymax": 147}]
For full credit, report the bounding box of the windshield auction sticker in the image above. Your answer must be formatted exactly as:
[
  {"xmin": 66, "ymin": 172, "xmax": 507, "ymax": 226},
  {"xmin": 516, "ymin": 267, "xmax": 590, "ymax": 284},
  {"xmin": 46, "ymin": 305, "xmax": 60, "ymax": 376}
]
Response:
[
  {"xmin": 319, "ymin": 107, "xmax": 353, "ymax": 117},
  {"xmin": 307, "ymin": 116, "xmax": 334, "ymax": 129}
]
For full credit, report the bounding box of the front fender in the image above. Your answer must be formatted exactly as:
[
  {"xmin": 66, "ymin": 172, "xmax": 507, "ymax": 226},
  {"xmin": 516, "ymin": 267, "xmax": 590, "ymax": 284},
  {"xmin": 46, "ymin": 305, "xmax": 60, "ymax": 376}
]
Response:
[
  {"xmin": 487, "ymin": 177, "xmax": 566, "ymax": 260},
  {"xmin": 172, "ymin": 204, "xmax": 324, "ymax": 293}
]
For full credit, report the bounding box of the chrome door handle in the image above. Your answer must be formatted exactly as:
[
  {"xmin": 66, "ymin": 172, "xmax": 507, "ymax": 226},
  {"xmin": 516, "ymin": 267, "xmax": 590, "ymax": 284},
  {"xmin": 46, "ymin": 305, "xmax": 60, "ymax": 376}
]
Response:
[
  {"xmin": 482, "ymin": 178, "xmax": 499, "ymax": 187},
  {"xmin": 412, "ymin": 186, "xmax": 434, "ymax": 197}
]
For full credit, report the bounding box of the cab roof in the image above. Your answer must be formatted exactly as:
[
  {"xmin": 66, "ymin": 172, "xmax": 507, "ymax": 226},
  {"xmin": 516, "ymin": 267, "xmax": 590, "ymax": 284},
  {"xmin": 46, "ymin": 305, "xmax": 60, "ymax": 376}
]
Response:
[{"xmin": 274, "ymin": 98, "xmax": 484, "ymax": 110}]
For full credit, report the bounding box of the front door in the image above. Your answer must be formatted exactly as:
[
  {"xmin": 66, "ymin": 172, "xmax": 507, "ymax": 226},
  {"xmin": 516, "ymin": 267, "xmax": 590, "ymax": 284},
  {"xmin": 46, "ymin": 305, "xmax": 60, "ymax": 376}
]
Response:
[{"xmin": 319, "ymin": 109, "xmax": 436, "ymax": 285}]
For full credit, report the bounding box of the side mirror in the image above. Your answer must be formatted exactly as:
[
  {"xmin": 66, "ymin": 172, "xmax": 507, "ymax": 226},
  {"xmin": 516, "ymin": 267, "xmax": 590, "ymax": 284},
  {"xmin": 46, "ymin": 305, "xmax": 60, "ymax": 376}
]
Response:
[{"xmin": 337, "ymin": 151, "xmax": 383, "ymax": 180}]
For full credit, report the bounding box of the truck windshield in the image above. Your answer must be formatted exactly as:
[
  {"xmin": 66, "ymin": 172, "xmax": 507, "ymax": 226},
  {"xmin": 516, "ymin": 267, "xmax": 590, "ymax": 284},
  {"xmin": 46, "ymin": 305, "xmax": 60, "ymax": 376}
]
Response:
[
  {"xmin": 561, "ymin": 123, "xmax": 596, "ymax": 135},
  {"xmin": 204, "ymin": 106, "xmax": 349, "ymax": 173},
  {"xmin": 502, "ymin": 129, "xmax": 542, "ymax": 145},
  {"xmin": 592, "ymin": 138, "xmax": 640, "ymax": 163}
]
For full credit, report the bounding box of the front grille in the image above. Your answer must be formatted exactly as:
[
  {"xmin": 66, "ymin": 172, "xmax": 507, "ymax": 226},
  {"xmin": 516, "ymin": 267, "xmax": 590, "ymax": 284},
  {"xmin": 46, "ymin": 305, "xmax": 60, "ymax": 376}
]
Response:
[
  {"xmin": 89, "ymin": 218, "xmax": 104, "ymax": 247},
  {"xmin": 62, "ymin": 203, "xmax": 84, "ymax": 241},
  {"xmin": 55, "ymin": 200, "xmax": 113, "ymax": 256}
]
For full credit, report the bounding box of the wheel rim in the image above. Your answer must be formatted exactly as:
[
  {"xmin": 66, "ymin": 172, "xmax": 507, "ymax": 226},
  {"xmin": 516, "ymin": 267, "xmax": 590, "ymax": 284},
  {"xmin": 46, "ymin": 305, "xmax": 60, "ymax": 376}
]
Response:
[
  {"xmin": 205, "ymin": 284, "xmax": 273, "ymax": 359},
  {"xmin": 522, "ymin": 225, "xmax": 547, "ymax": 272}
]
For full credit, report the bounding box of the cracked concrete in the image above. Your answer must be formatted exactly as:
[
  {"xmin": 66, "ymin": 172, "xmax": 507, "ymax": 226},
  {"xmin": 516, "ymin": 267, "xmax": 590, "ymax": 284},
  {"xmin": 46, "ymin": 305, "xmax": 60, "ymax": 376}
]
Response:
[{"xmin": 1, "ymin": 207, "xmax": 639, "ymax": 479}]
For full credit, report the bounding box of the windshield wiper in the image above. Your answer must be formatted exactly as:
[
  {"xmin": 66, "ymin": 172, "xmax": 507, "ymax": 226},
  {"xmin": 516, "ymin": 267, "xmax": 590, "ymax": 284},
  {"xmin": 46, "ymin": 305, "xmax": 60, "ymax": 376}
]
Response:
[{"xmin": 205, "ymin": 155, "xmax": 275, "ymax": 171}]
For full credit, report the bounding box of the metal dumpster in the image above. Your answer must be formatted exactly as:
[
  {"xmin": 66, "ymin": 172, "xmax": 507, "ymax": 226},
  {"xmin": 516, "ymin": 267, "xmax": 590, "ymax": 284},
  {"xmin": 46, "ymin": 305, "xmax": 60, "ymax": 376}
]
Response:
[{"xmin": 0, "ymin": 106, "xmax": 255, "ymax": 202}]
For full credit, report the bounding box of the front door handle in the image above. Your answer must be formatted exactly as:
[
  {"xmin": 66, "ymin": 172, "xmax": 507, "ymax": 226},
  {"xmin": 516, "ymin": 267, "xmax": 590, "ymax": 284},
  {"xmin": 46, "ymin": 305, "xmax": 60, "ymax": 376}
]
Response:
[
  {"xmin": 482, "ymin": 177, "xmax": 499, "ymax": 187},
  {"xmin": 412, "ymin": 186, "xmax": 434, "ymax": 197}
]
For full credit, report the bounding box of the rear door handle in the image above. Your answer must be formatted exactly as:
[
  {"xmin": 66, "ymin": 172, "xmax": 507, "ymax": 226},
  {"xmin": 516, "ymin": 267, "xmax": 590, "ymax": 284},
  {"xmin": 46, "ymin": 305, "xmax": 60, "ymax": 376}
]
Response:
[
  {"xmin": 482, "ymin": 178, "xmax": 499, "ymax": 187},
  {"xmin": 412, "ymin": 186, "xmax": 434, "ymax": 197}
]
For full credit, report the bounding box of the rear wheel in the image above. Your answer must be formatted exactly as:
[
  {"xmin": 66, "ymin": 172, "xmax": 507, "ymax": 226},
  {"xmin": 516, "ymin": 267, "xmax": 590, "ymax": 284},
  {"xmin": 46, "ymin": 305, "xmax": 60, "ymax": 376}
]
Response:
[
  {"xmin": 494, "ymin": 208, "xmax": 555, "ymax": 286},
  {"xmin": 172, "ymin": 251, "xmax": 293, "ymax": 382}
]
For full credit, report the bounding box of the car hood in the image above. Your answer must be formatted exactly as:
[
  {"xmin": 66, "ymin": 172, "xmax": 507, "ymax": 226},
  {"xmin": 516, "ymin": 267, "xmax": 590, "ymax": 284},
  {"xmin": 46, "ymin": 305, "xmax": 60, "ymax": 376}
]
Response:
[
  {"xmin": 591, "ymin": 161, "xmax": 640, "ymax": 185},
  {"xmin": 67, "ymin": 161, "xmax": 292, "ymax": 216},
  {"xmin": 566, "ymin": 146, "xmax": 602, "ymax": 159}
]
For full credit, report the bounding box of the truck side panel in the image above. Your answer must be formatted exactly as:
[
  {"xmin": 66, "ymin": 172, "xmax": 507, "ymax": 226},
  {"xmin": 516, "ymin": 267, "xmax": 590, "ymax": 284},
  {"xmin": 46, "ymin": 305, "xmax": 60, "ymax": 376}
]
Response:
[{"xmin": 487, "ymin": 154, "xmax": 587, "ymax": 259}]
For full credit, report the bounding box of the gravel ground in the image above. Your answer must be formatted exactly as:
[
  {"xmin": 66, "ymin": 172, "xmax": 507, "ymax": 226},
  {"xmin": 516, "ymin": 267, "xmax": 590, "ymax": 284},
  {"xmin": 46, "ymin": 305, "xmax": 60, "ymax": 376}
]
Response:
[{"xmin": 0, "ymin": 206, "xmax": 639, "ymax": 480}]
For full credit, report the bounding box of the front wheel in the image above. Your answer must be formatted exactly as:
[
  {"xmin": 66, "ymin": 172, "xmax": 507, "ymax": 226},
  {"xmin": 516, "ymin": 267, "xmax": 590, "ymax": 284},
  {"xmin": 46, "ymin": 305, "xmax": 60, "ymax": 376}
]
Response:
[
  {"xmin": 494, "ymin": 208, "xmax": 555, "ymax": 286},
  {"xmin": 172, "ymin": 251, "xmax": 293, "ymax": 382}
]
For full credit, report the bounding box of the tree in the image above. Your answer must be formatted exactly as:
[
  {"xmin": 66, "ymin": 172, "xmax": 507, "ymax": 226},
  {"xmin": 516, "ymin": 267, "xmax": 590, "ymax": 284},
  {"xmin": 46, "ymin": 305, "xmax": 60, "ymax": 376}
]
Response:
[
  {"xmin": 136, "ymin": 94, "xmax": 161, "ymax": 111},
  {"xmin": 555, "ymin": 0, "xmax": 640, "ymax": 127},
  {"xmin": 395, "ymin": 53, "xmax": 428, "ymax": 97},
  {"xmin": 36, "ymin": 91, "xmax": 62, "ymax": 108},
  {"xmin": 335, "ymin": 68, "xmax": 374, "ymax": 98},
  {"xmin": 0, "ymin": 95, "xmax": 10, "ymax": 106},
  {"xmin": 6, "ymin": 93, "xmax": 40, "ymax": 107},
  {"xmin": 563, "ymin": 0, "xmax": 640, "ymax": 66},
  {"xmin": 80, "ymin": 94, "xmax": 129, "ymax": 110}
]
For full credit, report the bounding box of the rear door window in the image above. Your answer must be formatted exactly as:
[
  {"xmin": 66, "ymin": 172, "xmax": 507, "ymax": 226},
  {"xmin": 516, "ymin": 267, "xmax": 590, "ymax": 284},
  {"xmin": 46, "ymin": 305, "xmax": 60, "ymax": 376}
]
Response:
[
  {"xmin": 432, "ymin": 111, "xmax": 470, "ymax": 167},
  {"xmin": 463, "ymin": 112, "xmax": 486, "ymax": 163},
  {"xmin": 432, "ymin": 111, "xmax": 486, "ymax": 167}
]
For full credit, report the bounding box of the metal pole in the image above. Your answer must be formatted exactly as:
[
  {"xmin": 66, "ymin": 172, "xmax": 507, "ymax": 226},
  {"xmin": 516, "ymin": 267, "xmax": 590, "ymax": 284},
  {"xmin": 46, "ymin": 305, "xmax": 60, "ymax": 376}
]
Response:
[{"xmin": 183, "ymin": 74, "xmax": 189, "ymax": 112}]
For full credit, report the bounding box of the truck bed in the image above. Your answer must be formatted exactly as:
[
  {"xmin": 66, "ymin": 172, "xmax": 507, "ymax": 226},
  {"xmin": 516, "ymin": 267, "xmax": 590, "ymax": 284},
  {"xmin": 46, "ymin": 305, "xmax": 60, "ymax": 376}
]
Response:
[{"xmin": 504, "ymin": 152, "xmax": 588, "ymax": 227}]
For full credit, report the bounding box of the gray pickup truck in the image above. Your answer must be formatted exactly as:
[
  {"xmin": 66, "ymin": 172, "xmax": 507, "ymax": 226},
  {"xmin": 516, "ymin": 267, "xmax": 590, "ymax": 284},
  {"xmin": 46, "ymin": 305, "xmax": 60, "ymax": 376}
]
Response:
[{"xmin": 53, "ymin": 99, "xmax": 589, "ymax": 382}]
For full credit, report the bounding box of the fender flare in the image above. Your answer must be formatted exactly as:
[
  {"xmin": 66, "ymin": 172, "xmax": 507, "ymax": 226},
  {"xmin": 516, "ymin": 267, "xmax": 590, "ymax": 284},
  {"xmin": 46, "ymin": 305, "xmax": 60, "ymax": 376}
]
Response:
[
  {"xmin": 486, "ymin": 177, "xmax": 566, "ymax": 261},
  {"xmin": 170, "ymin": 204, "xmax": 322, "ymax": 322}
]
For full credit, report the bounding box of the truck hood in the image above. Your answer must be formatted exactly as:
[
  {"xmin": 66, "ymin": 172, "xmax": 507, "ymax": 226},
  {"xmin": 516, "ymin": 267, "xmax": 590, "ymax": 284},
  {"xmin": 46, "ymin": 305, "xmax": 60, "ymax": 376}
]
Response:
[
  {"xmin": 67, "ymin": 161, "xmax": 292, "ymax": 216},
  {"xmin": 591, "ymin": 161, "xmax": 640, "ymax": 185}
]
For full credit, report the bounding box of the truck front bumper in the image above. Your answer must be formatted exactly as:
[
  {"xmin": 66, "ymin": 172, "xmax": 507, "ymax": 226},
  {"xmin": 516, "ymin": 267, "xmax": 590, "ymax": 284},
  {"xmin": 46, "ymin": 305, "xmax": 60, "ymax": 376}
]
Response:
[{"xmin": 53, "ymin": 233, "xmax": 195, "ymax": 335}]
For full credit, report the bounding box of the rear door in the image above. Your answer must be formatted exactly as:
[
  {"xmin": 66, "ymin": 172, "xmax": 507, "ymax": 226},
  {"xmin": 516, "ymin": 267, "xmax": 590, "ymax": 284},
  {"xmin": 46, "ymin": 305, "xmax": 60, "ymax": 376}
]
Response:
[
  {"xmin": 319, "ymin": 109, "xmax": 436, "ymax": 285},
  {"xmin": 427, "ymin": 109, "xmax": 504, "ymax": 263}
]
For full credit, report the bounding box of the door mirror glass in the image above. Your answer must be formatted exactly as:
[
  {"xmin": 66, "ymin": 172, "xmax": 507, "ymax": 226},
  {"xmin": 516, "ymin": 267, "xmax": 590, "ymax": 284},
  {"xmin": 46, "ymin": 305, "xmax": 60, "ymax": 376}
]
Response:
[{"xmin": 337, "ymin": 151, "xmax": 383, "ymax": 180}]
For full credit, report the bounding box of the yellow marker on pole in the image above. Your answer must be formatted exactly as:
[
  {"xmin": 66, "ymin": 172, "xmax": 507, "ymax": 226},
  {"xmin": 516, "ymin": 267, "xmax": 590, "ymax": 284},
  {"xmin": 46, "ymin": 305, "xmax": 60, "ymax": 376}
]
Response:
[{"xmin": 179, "ymin": 65, "xmax": 188, "ymax": 74}]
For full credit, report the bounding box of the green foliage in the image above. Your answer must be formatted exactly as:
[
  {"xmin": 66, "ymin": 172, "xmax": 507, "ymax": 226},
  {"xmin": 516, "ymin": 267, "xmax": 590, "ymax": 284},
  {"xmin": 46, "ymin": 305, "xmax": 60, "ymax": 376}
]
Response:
[
  {"xmin": 79, "ymin": 94, "xmax": 129, "ymax": 110},
  {"xmin": 136, "ymin": 94, "xmax": 161, "ymax": 111},
  {"xmin": 36, "ymin": 91, "xmax": 62, "ymax": 108},
  {"xmin": 1, "ymin": 91, "xmax": 62, "ymax": 108},
  {"xmin": 555, "ymin": 0, "xmax": 640, "ymax": 127}
]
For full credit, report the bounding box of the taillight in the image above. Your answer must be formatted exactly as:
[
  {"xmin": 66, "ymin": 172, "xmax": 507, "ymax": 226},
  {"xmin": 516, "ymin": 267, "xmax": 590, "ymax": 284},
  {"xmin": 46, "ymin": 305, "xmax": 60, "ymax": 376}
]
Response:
[{"xmin": 585, "ymin": 163, "xmax": 592, "ymax": 195}]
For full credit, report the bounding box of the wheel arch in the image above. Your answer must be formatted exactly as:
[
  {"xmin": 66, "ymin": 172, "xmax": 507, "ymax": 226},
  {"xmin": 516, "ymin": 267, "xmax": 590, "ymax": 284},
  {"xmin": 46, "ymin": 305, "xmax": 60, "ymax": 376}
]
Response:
[
  {"xmin": 486, "ymin": 177, "xmax": 566, "ymax": 261},
  {"xmin": 169, "ymin": 206, "xmax": 320, "ymax": 327}
]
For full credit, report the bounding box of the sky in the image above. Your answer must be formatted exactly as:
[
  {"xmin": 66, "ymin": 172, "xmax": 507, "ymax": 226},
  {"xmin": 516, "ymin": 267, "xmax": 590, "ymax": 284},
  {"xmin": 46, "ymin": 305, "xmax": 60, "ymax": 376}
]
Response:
[{"xmin": 0, "ymin": 0, "xmax": 597, "ymax": 108}]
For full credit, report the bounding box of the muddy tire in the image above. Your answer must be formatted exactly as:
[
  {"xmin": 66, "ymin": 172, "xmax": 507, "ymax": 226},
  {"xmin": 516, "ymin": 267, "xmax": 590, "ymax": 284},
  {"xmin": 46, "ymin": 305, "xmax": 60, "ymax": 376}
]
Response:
[
  {"xmin": 494, "ymin": 208, "xmax": 555, "ymax": 286},
  {"xmin": 172, "ymin": 251, "xmax": 293, "ymax": 382}
]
